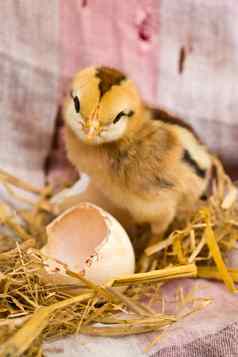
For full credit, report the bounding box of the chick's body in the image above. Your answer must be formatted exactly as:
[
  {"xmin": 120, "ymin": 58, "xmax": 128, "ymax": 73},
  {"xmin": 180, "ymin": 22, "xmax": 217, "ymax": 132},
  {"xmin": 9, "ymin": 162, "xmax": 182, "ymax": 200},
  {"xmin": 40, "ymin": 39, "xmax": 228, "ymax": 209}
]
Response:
[{"xmin": 64, "ymin": 66, "xmax": 211, "ymax": 240}]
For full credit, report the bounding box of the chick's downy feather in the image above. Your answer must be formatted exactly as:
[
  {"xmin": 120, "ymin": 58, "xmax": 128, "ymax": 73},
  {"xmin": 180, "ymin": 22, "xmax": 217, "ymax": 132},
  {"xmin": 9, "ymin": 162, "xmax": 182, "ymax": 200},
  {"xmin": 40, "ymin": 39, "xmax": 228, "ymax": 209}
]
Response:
[{"xmin": 64, "ymin": 66, "xmax": 212, "ymax": 238}]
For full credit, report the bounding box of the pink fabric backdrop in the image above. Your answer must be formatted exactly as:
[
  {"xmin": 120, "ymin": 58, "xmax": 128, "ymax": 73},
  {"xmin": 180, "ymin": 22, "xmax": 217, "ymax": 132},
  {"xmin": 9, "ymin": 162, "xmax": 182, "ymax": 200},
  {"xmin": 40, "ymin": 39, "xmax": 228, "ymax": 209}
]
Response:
[
  {"xmin": 60, "ymin": 0, "xmax": 238, "ymax": 168},
  {"xmin": 0, "ymin": 1, "xmax": 238, "ymax": 356}
]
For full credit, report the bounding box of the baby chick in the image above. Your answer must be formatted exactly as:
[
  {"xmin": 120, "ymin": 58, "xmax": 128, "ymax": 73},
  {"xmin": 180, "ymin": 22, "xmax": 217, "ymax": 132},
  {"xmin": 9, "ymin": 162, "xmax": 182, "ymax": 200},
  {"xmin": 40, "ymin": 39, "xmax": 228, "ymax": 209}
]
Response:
[{"xmin": 63, "ymin": 66, "xmax": 212, "ymax": 263}]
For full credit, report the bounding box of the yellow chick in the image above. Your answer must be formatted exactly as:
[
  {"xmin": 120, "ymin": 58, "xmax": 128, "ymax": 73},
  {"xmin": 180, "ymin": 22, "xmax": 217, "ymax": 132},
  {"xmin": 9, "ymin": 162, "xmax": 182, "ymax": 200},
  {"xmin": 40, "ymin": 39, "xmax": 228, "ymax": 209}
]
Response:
[{"xmin": 63, "ymin": 66, "xmax": 212, "ymax": 260}]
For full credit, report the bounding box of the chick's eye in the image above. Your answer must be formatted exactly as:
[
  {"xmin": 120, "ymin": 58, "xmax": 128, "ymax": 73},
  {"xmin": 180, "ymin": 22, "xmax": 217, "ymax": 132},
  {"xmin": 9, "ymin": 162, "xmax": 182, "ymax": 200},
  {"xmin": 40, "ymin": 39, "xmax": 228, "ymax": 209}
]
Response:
[
  {"xmin": 72, "ymin": 95, "xmax": 80, "ymax": 113},
  {"xmin": 113, "ymin": 111, "xmax": 125, "ymax": 124}
]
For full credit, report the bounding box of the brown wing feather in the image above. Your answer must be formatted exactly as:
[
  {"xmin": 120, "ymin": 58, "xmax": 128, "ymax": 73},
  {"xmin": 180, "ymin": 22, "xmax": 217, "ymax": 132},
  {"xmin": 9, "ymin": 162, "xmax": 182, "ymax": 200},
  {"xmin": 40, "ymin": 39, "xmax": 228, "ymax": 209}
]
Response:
[{"xmin": 148, "ymin": 107, "xmax": 202, "ymax": 143}]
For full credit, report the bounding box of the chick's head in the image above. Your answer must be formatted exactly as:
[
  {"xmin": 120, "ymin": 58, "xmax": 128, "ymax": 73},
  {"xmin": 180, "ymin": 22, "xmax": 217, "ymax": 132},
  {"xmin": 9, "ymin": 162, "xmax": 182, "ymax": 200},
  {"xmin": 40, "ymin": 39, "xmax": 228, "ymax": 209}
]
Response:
[{"xmin": 63, "ymin": 66, "xmax": 142, "ymax": 144}]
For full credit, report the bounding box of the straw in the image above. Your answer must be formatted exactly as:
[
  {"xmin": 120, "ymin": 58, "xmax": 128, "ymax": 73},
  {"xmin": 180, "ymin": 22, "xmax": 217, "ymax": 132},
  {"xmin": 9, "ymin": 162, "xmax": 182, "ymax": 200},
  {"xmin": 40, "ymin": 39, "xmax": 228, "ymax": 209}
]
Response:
[{"xmin": 0, "ymin": 154, "xmax": 237, "ymax": 355}]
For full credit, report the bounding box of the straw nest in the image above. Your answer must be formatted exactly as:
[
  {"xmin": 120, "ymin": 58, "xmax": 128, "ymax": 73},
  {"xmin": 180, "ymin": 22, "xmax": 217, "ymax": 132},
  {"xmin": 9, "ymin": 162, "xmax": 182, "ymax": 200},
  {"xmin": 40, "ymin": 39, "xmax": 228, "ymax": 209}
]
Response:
[{"xmin": 0, "ymin": 156, "xmax": 237, "ymax": 356}]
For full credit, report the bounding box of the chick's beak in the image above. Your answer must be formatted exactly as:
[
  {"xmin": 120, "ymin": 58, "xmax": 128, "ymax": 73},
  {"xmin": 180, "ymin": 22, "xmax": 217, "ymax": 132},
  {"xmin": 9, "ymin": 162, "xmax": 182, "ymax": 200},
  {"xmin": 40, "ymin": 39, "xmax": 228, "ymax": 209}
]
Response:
[{"xmin": 84, "ymin": 117, "xmax": 100, "ymax": 141}]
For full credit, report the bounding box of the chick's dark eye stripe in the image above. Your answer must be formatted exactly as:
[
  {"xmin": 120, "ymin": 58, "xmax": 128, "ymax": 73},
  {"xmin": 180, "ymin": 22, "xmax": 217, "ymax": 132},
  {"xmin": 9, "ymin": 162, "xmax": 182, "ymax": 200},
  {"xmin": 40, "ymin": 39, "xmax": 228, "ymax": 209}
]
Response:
[
  {"xmin": 113, "ymin": 111, "xmax": 125, "ymax": 124},
  {"xmin": 113, "ymin": 110, "xmax": 135, "ymax": 124},
  {"xmin": 70, "ymin": 91, "xmax": 80, "ymax": 113},
  {"xmin": 73, "ymin": 96, "xmax": 80, "ymax": 113}
]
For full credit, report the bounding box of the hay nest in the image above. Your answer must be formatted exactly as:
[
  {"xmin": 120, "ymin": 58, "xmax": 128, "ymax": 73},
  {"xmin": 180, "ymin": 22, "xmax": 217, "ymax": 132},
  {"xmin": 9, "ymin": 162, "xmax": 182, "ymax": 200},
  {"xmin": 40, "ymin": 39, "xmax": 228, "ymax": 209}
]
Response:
[{"xmin": 0, "ymin": 156, "xmax": 237, "ymax": 356}]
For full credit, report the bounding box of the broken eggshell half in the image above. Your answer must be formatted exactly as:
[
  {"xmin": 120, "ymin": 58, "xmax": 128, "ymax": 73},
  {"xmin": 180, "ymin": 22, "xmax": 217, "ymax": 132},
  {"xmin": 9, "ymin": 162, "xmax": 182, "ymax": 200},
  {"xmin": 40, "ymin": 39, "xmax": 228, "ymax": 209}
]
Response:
[{"xmin": 42, "ymin": 202, "xmax": 135, "ymax": 285}]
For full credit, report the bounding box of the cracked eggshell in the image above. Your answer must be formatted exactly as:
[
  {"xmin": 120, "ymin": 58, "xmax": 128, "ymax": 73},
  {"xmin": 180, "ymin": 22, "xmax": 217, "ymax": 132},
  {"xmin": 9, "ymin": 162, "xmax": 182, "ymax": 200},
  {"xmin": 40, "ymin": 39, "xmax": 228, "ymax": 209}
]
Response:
[{"xmin": 42, "ymin": 203, "xmax": 135, "ymax": 284}]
